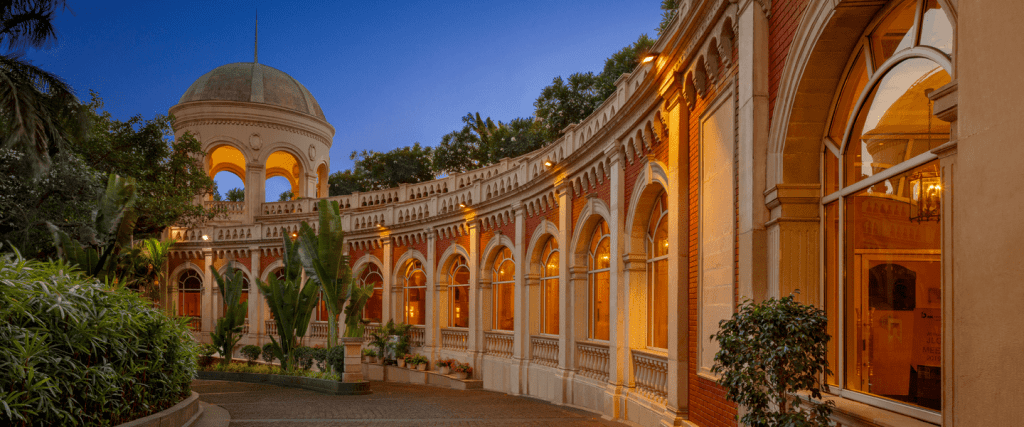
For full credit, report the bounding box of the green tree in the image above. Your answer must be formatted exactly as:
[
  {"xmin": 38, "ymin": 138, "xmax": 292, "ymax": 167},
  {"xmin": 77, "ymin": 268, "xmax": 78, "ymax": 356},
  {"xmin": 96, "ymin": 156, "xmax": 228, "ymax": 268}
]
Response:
[
  {"xmin": 210, "ymin": 265, "xmax": 248, "ymax": 366},
  {"xmin": 116, "ymin": 237, "xmax": 176, "ymax": 304},
  {"xmin": 327, "ymin": 169, "xmax": 367, "ymax": 196},
  {"xmin": 73, "ymin": 95, "xmax": 216, "ymax": 235},
  {"xmin": 255, "ymin": 233, "xmax": 319, "ymax": 371},
  {"xmin": 658, "ymin": 0, "xmax": 680, "ymax": 36},
  {"xmin": 277, "ymin": 190, "xmax": 293, "ymax": 202},
  {"xmin": 488, "ymin": 117, "xmax": 550, "ymax": 161},
  {"xmin": 533, "ymin": 72, "xmax": 602, "ymax": 140},
  {"xmin": 432, "ymin": 126, "xmax": 479, "ymax": 175},
  {"xmin": 225, "ymin": 187, "xmax": 244, "ymax": 202},
  {"xmin": 0, "ymin": 0, "xmax": 82, "ymax": 176},
  {"xmin": 596, "ymin": 34, "xmax": 656, "ymax": 100},
  {"xmin": 711, "ymin": 294, "xmax": 835, "ymax": 427},
  {"xmin": 351, "ymin": 142, "xmax": 435, "ymax": 191}
]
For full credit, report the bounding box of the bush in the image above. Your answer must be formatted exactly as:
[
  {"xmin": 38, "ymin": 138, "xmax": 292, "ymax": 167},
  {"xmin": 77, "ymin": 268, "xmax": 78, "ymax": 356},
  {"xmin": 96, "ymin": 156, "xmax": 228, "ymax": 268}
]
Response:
[
  {"xmin": 311, "ymin": 347, "xmax": 328, "ymax": 371},
  {"xmin": 711, "ymin": 295, "xmax": 835, "ymax": 427},
  {"xmin": 198, "ymin": 343, "xmax": 218, "ymax": 368},
  {"xmin": 240, "ymin": 345, "xmax": 261, "ymax": 366},
  {"xmin": 293, "ymin": 346, "xmax": 314, "ymax": 371},
  {"xmin": 0, "ymin": 254, "xmax": 198, "ymax": 426},
  {"xmin": 262, "ymin": 342, "xmax": 278, "ymax": 364},
  {"xmin": 326, "ymin": 346, "xmax": 345, "ymax": 374}
]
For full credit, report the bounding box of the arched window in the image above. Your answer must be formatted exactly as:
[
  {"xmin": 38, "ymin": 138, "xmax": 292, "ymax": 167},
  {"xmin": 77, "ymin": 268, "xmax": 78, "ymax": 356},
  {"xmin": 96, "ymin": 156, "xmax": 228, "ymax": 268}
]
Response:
[
  {"xmin": 823, "ymin": 0, "xmax": 950, "ymax": 413},
  {"xmin": 588, "ymin": 220, "xmax": 611, "ymax": 340},
  {"xmin": 540, "ymin": 238, "xmax": 559, "ymax": 335},
  {"xmin": 646, "ymin": 191, "xmax": 669, "ymax": 349},
  {"xmin": 492, "ymin": 247, "xmax": 515, "ymax": 331},
  {"xmin": 178, "ymin": 269, "xmax": 202, "ymax": 319},
  {"xmin": 359, "ymin": 264, "xmax": 384, "ymax": 323},
  {"xmin": 404, "ymin": 260, "xmax": 427, "ymax": 325},
  {"xmin": 448, "ymin": 256, "xmax": 470, "ymax": 328}
]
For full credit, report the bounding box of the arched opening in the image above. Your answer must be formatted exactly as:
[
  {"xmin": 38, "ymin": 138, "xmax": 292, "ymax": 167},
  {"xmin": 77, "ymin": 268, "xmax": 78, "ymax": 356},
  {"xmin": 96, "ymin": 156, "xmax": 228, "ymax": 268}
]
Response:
[
  {"xmin": 645, "ymin": 191, "xmax": 668, "ymax": 350},
  {"xmin": 316, "ymin": 163, "xmax": 329, "ymax": 199},
  {"xmin": 490, "ymin": 247, "xmax": 515, "ymax": 331},
  {"xmin": 402, "ymin": 260, "xmax": 427, "ymax": 326},
  {"xmin": 358, "ymin": 263, "xmax": 384, "ymax": 323},
  {"xmin": 177, "ymin": 268, "xmax": 203, "ymax": 331},
  {"xmin": 538, "ymin": 237, "xmax": 559, "ymax": 335},
  {"xmin": 446, "ymin": 255, "xmax": 470, "ymax": 328},
  {"xmin": 265, "ymin": 150, "xmax": 303, "ymax": 202},
  {"xmin": 588, "ymin": 220, "xmax": 611, "ymax": 341},
  {"xmin": 207, "ymin": 145, "xmax": 246, "ymax": 201}
]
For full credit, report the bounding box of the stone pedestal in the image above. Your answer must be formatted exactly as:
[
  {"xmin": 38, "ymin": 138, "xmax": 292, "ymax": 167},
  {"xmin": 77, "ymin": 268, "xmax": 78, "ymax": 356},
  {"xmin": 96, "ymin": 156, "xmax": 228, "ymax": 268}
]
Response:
[{"xmin": 341, "ymin": 337, "xmax": 364, "ymax": 383}]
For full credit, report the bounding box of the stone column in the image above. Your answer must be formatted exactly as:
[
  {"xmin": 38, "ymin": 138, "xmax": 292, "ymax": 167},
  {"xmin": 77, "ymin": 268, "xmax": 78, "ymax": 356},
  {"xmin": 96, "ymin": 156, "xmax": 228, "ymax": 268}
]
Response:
[
  {"xmin": 381, "ymin": 238, "xmax": 393, "ymax": 323},
  {"xmin": 425, "ymin": 229, "xmax": 437, "ymax": 358},
  {"xmin": 555, "ymin": 179, "xmax": 574, "ymax": 405},
  {"xmin": 605, "ymin": 148, "xmax": 626, "ymax": 418},
  {"xmin": 737, "ymin": 0, "xmax": 770, "ymax": 302},
  {"xmin": 249, "ymin": 247, "xmax": 261, "ymax": 340},
  {"xmin": 467, "ymin": 221, "xmax": 483, "ymax": 369},
  {"xmin": 623, "ymin": 254, "xmax": 647, "ymax": 387},
  {"xmin": 303, "ymin": 172, "xmax": 317, "ymax": 199},
  {"xmin": 764, "ymin": 184, "xmax": 820, "ymax": 304},
  {"xmin": 246, "ymin": 164, "xmax": 265, "ymax": 221},
  {"xmin": 664, "ymin": 72, "xmax": 690, "ymax": 421},
  {"xmin": 511, "ymin": 203, "xmax": 526, "ymax": 395},
  {"xmin": 202, "ymin": 249, "xmax": 214, "ymax": 334}
]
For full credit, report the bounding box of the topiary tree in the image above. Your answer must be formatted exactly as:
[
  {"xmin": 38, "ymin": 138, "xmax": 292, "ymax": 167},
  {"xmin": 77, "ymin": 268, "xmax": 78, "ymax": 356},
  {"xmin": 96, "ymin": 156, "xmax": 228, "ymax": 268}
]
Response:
[
  {"xmin": 261, "ymin": 342, "xmax": 278, "ymax": 364},
  {"xmin": 711, "ymin": 294, "xmax": 835, "ymax": 427},
  {"xmin": 326, "ymin": 346, "xmax": 345, "ymax": 374},
  {"xmin": 240, "ymin": 345, "xmax": 261, "ymax": 366},
  {"xmin": 210, "ymin": 266, "xmax": 248, "ymax": 366}
]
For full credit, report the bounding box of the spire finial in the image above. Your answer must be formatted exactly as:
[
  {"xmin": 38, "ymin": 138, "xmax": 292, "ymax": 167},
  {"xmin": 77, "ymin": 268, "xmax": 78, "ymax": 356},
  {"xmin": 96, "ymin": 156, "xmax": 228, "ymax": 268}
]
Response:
[{"xmin": 254, "ymin": 8, "xmax": 258, "ymax": 63}]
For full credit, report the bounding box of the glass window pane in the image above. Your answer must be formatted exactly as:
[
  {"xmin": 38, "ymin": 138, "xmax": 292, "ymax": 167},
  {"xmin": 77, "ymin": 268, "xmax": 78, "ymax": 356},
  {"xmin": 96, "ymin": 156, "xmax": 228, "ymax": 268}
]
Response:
[
  {"xmin": 920, "ymin": 0, "xmax": 953, "ymax": 55},
  {"xmin": 649, "ymin": 259, "xmax": 668, "ymax": 349},
  {"xmin": 543, "ymin": 278, "xmax": 559, "ymax": 335},
  {"xmin": 829, "ymin": 50, "xmax": 869, "ymax": 143},
  {"xmin": 825, "ymin": 201, "xmax": 839, "ymax": 385},
  {"xmin": 591, "ymin": 271, "xmax": 610, "ymax": 340},
  {"xmin": 405, "ymin": 287, "xmax": 426, "ymax": 325},
  {"xmin": 844, "ymin": 160, "xmax": 942, "ymax": 411},
  {"xmin": 594, "ymin": 237, "xmax": 610, "ymax": 269},
  {"xmin": 545, "ymin": 251, "xmax": 559, "ymax": 277},
  {"xmin": 494, "ymin": 282, "xmax": 515, "ymax": 330},
  {"xmin": 496, "ymin": 260, "xmax": 515, "ymax": 282},
  {"xmin": 844, "ymin": 58, "xmax": 950, "ymax": 186},
  {"xmin": 870, "ymin": 0, "xmax": 918, "ymax": 66},
  {"xmin": 364, "ymin": 287, "xmax": 383, "ymax": 323},
  {"xmin": 451, "ymin": 285, "xmax": 469, "ymax": 328}
]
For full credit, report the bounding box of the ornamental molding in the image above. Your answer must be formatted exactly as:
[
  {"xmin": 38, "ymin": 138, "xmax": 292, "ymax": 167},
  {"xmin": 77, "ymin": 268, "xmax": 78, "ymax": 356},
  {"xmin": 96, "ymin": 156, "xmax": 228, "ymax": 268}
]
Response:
[{"xmin": 176, "ymin": 118, "xmax": 330, "ymax": 146}]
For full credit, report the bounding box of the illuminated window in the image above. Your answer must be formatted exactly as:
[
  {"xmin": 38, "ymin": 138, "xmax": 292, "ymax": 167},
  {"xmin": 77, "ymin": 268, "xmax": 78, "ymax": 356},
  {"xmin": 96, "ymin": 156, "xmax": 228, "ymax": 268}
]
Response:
[
  {"xmin": 178, "ymin": 269, "xmax": 202, "ymax": 318},
  {"xmin": 448, "ymin": 256, "xmax": 470, "ymax": 328},
  {"xmin": 540, "ymin": 238, "xmax": 559, "ymax": 335},
  {"xmin": 588, "ymin": 220, "xmax": 611, "ymax": 341},
  {"xmin": 359, "ymin": 264, "xmax": 384, "ymax": 323},
  {"xmin": 823, "ymin": 0, "xmax": 950, "ymax": 412},
  {"xmin": 403, "ymin": 261, "xmax": 427, "ymax": 325},
  {"xmin": 646, "ymin": 192, "xmax": 669, "ymax": 349},
  {"xmin": 492, "ymin": 247, "xmax": 515, "ymax": 331}
]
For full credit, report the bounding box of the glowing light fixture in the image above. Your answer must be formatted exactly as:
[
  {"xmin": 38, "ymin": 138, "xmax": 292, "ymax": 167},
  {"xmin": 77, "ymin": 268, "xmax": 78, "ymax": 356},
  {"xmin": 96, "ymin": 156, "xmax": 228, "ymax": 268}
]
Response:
[
  {"xmin": 201, "ymin": 234, "xmax": 209, "ymax": 241},
  {"xmin": 459, "ymin": 202, "xmax": 468, "ymax": 209},
  {"xmin": 290, "ymin": 231, "xmax": 298, "ymax": 240},
  {"xmin": 544, "ymin": 160, "xmax": 554, "ymax": 168},
  {"xmin": 909, "ymin": 171, "xmax": 942, "ymax": 222},
  {"xmin": 641, "ymin": 53, "xmax": 657, "ymax": 64}
]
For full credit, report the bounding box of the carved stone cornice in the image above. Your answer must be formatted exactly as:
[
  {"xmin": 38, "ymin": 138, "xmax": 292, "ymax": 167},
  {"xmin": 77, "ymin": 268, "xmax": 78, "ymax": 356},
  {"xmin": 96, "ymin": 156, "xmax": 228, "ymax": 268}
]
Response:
[{"xmin": 176, "ymin": 118, "xmax": 331, "ymax": 146}]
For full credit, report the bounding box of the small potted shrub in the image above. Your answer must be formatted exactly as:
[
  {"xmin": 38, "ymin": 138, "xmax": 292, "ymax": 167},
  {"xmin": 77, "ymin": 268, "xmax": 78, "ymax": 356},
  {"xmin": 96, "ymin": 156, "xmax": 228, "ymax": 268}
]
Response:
[
  {"xmin": 452, "ymin": 362, "xmax": 472, "ymax": 380},
  {"xmin": 240, "ymin": 344, "xmax": 261, "ymax": 366},
  {"xmin": 262, "ymin": 342, "xmax": 278, "ymax": 364},
  {"xmin": 436, "ymin": 359, "xmax": 455, "ymax": 375},
  {"xmin": 398, "ymin": 353, "xmax": 411, "ymax": 368},
  {"xmin": 408, "ymin": 354, "xmax": 428, "ymax": 371},
  {"xmin": 362, "ymin": 348, "xmax": 377, "ymax": 363}
]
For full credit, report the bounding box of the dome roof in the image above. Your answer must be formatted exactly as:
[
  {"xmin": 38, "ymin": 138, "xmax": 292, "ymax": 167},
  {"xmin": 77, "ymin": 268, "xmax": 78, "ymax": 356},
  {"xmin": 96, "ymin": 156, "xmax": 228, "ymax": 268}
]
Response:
[{"xmin": 178, "ymin": 62, "xmax": 326, "ymax": 120}]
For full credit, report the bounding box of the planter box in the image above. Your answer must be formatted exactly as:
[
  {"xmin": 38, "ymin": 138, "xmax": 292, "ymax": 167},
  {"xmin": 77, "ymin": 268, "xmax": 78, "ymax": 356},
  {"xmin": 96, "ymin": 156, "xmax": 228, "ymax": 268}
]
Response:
[
  {"xmin": 197, "ymin": 371, "xmax": 370, "ymax": 395},
  {"xmin": 115, "ymin": 391, "xmax": 201, "ymax": 427}
]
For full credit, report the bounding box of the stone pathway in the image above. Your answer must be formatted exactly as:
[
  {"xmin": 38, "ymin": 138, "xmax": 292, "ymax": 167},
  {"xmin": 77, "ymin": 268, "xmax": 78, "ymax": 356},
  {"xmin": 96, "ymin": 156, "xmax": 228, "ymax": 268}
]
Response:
[{"xmin": 192, "ymin": 379, "xmax": 626, "ymax": 426}]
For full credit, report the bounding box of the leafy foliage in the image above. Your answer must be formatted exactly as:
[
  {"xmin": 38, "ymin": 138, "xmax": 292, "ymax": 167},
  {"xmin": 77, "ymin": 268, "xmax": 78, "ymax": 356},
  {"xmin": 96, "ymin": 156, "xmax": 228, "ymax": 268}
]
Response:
[
  {"xmin": 114, "ymin": 237, "xmax": 176, "ymax": 303},
  {"xmin": 658, "ymin": 0, "xmax": 680, "ymax": 36},
  {"xmin": 327, "ymin": 169, "xmax": 367, "ymax": 196},
  {"xmin": 202, "ymin": 360, "xmax": 340, "ymax": 381},
  {"xmin": 240, "ymin": 345, "xmax": 261, "ymax": 366},
  {"xmin": 0, "ymin": 252, "xmax": 198, "ymax": 426},
  {"xmin": 277, "ymin": 190, "xmax": 293, "ymax": 202},
  {"xmin": 255, "ymin": 233, "xmax": 318, "ymax": 371},
  {"xmin": 210, "ymin": 266, "xmax": 248, "ymax": 366},
  {"xmin": 225, "ymin": 188, "xmax": 244, "ymax": 202},
  {"xmin": 368, "ymin": 320, "xmax": 412, "ymax": 362},
  {"xmin": 533, "ymin": 72, "xmax": 603, "ymax": 140},
  {"xmin": 326, "ymin": 346, "xmax": 345, "ymax": 374},
  {"xmin": 261, "ymin": 342, "xmax": 278, "ymax": 364},
  {"xmin": 711, "ymin": 295, "xmax": 835, "ymax": 427}
]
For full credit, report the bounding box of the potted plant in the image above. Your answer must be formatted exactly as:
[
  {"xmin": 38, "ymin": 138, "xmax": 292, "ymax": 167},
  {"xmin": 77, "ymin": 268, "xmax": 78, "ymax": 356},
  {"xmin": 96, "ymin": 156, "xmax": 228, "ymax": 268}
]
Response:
[
  {"xmin": 408, "ymin": 354, "xmax": 428, "ymax": 371},
  {"xmin": 399, "ymin": 353, "xmax": 412, "ymax": 368},
  {"xmin": 362, "ymin": 348, "xmax": 377, "ymax": 363},
  {"xmin": 436, "ymin": 359, "xmax": 455, "ymax": 375},
  {"xmin": 452, "ymin": 362, "xmax": 472, "ymax": 380}
]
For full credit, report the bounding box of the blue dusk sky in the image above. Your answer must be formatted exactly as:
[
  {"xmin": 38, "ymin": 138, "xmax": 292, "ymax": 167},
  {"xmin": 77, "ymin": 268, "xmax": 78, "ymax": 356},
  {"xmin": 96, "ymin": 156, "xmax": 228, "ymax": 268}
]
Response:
[{"xmin": 27, "ymin": 1, "xmax": 664, "ymax": 199}]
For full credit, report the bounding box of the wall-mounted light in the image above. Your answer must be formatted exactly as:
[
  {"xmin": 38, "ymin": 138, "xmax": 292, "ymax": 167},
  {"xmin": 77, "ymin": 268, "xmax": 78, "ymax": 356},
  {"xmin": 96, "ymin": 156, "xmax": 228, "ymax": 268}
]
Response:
[
  {"xmin": 201, "ymin": 234, "xmax": 209, "ymax": 241},
  {"xmin": 458, "ymin": 202, "xmax": 468, "ymax": 209},
  {"xmin": 544, "ymin": 160, "xmax": 554, "ymax": 168},
  {"xmin": 290, "ymin": 231, "xmax": 298, "ymax": 240},
  {"xmin": 641, "ymin": 53, "xmax": 657, "ymax": 64},
  {"xmin": 909, "ymin": 171, "xmax": 941, "ymax": 222}
]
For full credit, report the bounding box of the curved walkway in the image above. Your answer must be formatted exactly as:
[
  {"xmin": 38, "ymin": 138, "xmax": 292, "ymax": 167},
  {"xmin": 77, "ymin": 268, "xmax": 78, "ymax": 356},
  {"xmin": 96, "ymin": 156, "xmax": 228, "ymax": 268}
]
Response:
[{"xmin": 192, "ymin": 379, "xmax": 626, "ymax": 426}]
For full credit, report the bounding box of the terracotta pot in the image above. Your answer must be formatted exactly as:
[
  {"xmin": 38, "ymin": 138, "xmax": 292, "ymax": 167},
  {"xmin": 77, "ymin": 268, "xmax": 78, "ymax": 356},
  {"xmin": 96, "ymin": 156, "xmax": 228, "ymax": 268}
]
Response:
[
  {"xmin": 453, "ymin": 372, "xmax": 467, "ymax": 380},
  {"xmin": 417, "ymin": 363, "xmax": 427, "ymax": 371},
  {"xmin": 397, "ymin": 359, "xmax": 406, "ymax": 368},
  {"xmin": 438, "ymin": 366, "xmax": 450, "ymax": 375}
]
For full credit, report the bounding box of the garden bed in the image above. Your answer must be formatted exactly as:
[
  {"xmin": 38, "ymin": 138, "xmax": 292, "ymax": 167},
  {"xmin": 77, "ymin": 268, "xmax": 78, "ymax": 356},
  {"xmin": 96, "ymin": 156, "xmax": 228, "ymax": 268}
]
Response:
[
  {"xmin": 114, "ymin": 392, "xmax": 202, "ymax": 427},
  {"xmin": 197, "ymin": 370, "xmax": 370, "ymax": 395}
]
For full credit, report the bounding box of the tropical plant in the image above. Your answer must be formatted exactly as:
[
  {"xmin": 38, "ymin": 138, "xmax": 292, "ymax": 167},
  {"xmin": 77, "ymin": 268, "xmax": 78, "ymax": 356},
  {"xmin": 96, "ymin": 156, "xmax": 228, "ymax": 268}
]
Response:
[
  {"xmin": 47, "ymin": 174, "xmax": 138, "ymax": 284},
  {"xmin": 241, "ymin": 345, "xmax": 261, "ymax": 366},
  {"xmin": 198, "ymin": 343, "xmax": 217, "ymax": 368},
  {"xmin": 0, "ymin": 250, "xmax": 198, "ymax": 426},
  {"xmin": 255, "ymin": 232, "xmax": 319, "ymax": 371},
  {"xmin": 209, "ymin": 266, "xmax": 248, "ymax": 366},
  {"xmin": 326, "ymin": 345, "xmax": 346, "ymax": 374},
  {"xmin": 115, "ymin": 237, "xmax": 176, "ymax": 303},
  {"xmin": 297, "ymin": 199, "xmax": 375, "ymax": 346},
  {"xmin": 711, "ymin": 294, "xmax": 835, "ymax": 427},
  {"xmin": 225, "ymin": 187, "xmax": 244, "ymax": 202},
  {"xmin": 368, "ymin": 319, "xmax": 412, "ymax": 362},
  {"xmin": 261, "ymin": 342, "xmax": 278, "ymax": 364},
  {"xmin": 361, "ymin": 348, "xmax": 376, "ymax": 358},
  {"xmin": 277, "ymin": 190, "xmax": 293, "ymax": 202}
]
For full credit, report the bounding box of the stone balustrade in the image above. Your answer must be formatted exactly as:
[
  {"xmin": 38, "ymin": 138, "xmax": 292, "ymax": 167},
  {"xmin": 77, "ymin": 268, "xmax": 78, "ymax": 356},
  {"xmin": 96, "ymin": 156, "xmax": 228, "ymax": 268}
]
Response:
[
  {"xmin": 265, "ymin": 320, "xmax": 278, "ymax": 336},
  {"xmin": 309, "ymin": 321, "xmax": 329, "ymax": 339},
  {"xmin": 484, "ymin": 331, "xmax": 513, "ymax": 358},
  {"xmin": 441, "ymin": 328, "xmax": 468, "ymax": 351},
  {"xmin": 363, "ymin": 323, "xmax": 381, "ymax": 342},
  {"xmin": 576, "ymin": 342, "xmax": 610, "ymax": 382},
  {"xmin": 530, "ymin": 336, "xmax": 558, "ymax": 367},
  {"xmin": 631, "ymin": 350, "xmax": 669, "ymax": 403},
  {"xmin": 408, "ymin": 326, "xmax": 425, "ymax": 348}
]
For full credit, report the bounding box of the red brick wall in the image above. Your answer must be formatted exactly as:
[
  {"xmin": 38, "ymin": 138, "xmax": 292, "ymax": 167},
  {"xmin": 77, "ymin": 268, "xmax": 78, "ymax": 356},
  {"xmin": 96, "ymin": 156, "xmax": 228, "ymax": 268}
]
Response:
[{"xmin": 768, "ymin": 0, "xmax": 810, "ymax": 124}]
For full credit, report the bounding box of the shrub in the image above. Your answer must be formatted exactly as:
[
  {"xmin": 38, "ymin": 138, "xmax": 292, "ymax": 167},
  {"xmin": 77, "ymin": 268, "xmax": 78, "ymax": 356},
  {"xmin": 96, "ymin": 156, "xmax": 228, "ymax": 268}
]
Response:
[
  {"xmin": 240, "ymin": 345, "xmax": 262, "ymax": 366},
  {"xmin": 311, "ymin": 347, "xmax": 328, "ymax": 371},
  {"xmin": 711, "ymin": 295, "xmax": 835, "ymax": 427},
  {"xmin": 0, "ymin": 254, "xmax": 198, "ymax": 426},
  {"xmin": 198, "ymin": 343, "xmax": 218, "ymax": 368},
  {"xmin": 262, "ymin": 342, "xmax": 278, "ymax": 364},
  {"xmin": 326, "ymin": 346, "xmax": 346, "ymax": 374},
  {"xmin": 293, "ymin": 346, "xmax": 314, "ymax": 371},
  {"xmin": 362, "ymin": 348, "xmax": 376, "ymax": 358}
]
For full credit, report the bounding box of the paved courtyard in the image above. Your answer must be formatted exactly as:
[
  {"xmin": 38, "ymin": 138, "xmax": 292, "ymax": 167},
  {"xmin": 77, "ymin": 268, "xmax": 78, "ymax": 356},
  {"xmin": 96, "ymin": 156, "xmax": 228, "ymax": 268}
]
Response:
[{"xmin": 192, "ymin": 379, "xmax": 626, "ymax": 426}]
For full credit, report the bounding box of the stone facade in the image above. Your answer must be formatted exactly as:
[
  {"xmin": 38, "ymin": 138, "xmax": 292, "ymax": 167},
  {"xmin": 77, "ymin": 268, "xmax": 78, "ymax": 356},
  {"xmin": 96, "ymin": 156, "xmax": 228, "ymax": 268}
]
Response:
[{"xmin": 165, "ymin": 1, "xmax": 1024, "ymax": 425}]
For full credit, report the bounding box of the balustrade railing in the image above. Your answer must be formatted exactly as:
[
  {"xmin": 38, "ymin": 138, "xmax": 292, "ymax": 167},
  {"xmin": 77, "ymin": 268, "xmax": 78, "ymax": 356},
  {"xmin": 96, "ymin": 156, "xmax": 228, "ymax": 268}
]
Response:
[
  {"xmin": 576, "ymin": 342, "xmax": 610, "ymax": 382},
  {"xmin": 363, "ymin": 323, "xmax": 381, "ymax": 342},
  {"xmin": 441, "ymin": 329, "xmax": 468, "ymax": 351},
  {"xmin": 265, "ymin": 320, "xmax": 278, "ymax": 336},
  {"xmin": 204, "ymin": 200, "xmax": 245, "ymax": 213},
  {"xmin": 241, "ymin": 321, "xmax": 249, "ymax": 335},
  {"xmin": 631, "ymin": 350, "xmax": 669, "ymax": 403},
  {"xmin": 530, "ymin": 336, "xmax": 558, "ymax": 367},
  {"xmin": 484, "ymin": 331, "xmax": 513, "ymax": 358},
  {"xmin": 408, "ymin": 326, "xmax": 425, "ymax": 347},
  {"xmin": 187, "ymin": 316, "xmax": 201, "ymax": 332},
  {"xmin": 309, "ymin": 321, "xmax": 329, "ymax": 339}
]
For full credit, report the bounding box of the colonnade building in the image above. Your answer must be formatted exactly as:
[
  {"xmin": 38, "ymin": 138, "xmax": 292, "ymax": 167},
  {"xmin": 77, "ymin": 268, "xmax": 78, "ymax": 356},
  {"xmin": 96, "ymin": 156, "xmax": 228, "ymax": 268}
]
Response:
[{"xmin": 164, "ymin": 0, "xmax": 1024, "ymax": 425}]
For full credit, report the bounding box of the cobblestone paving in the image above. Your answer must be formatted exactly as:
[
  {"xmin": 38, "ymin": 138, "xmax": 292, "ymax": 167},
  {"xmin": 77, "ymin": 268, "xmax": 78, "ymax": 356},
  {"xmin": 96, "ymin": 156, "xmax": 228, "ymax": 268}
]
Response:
[{"xmin": 193, "ymin": 380, "xmax": 626, "ymax": 426}]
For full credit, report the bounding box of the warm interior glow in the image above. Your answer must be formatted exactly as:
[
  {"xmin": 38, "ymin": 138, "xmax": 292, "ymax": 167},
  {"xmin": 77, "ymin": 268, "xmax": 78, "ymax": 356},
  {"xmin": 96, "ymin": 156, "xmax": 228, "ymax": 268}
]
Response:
[
  {"xmin": 641, "ymin": 54, "xmax": 656, "ymax": 64},
  {"xmin": 544, "ymin": 160, "xmax": 553, "ymax": 167}
]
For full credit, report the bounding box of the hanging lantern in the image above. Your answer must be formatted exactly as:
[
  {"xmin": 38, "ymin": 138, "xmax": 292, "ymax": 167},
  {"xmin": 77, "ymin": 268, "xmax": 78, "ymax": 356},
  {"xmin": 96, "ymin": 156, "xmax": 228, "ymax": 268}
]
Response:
[{"xmin": 909, "ymin": 171, "xmax": 941, "ymax": 222}]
